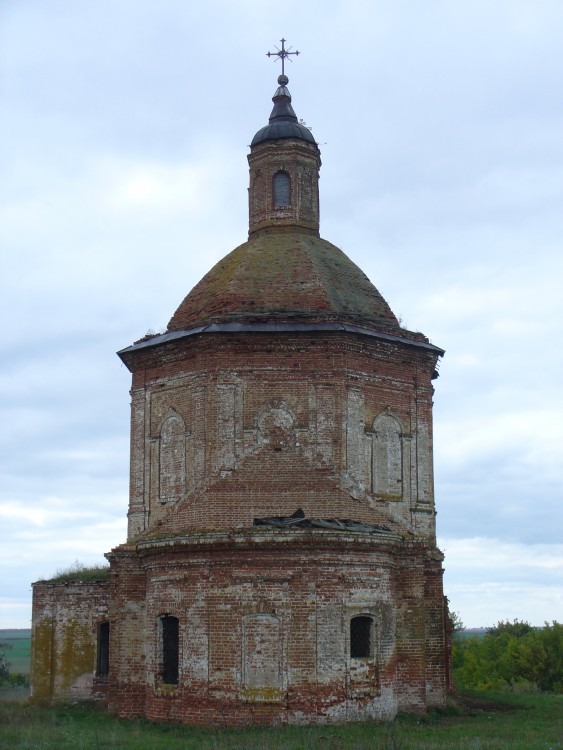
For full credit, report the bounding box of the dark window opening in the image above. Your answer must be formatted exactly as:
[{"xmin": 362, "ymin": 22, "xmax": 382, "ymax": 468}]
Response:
[
  {"xmin": 97, "ymin": 621, "xmax": 110, "ymax": 677},
  {"xmin": 160, "ymin": 615, "xmax": 179, "ymax": 685},
  {"xmin": 273, "ymin": 171, "xmax": 291, "ymax": 207},
  {"xmin": 350, "ymin": 615, "xmax": 372, "ymax": 658}
]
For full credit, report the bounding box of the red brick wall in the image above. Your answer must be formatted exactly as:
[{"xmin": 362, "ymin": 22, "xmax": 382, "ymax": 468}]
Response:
[
  {"xmin": 30, "ymin": 580, "xmax": 109, "ymax": 704},
  {"xmin": 107, "ymin": 534, "xmax": 446, "ymax": 724},
  {"xmin": 29, "ymin": 122, "xmax": 448, "ymax": 724},
  {"xmin": 125, "ymin": 331, "xmax": 438, "ymax": 543},
  {"xmin": 248, "ymin": 139, "xmax": 321, "ymax": 237},
  {"xmin": 31, "ymin": 323, "xmax": 447, "ymax": 723}
]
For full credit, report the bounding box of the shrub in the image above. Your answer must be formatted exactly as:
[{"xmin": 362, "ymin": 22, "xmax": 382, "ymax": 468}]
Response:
[{"xmin": 454, "ymin": 620, "xmax": 562, "ymax": 694}]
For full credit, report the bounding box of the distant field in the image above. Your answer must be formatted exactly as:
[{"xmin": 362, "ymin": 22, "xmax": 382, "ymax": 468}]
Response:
[
  {"xmin": 0, "ymin": 630, "xmax": 31, "ymax": 675},
  {"xmin": 455, "ymin": 628, "xmax": 488, "ymax": 640}
]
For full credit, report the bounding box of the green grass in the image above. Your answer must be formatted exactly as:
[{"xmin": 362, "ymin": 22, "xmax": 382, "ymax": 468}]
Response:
[
  {"xmin": 0, "ymin": 692, "xmax": 561, "ymax": 749},
  {"xmin": 39, "ymin": 561, "xmax": 110, "ymax": 583}
]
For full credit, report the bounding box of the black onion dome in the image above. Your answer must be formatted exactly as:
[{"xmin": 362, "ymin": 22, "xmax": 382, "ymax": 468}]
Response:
[{"xmin": 251, "ymin": 74, "xmax": 316, "ymax": 146}]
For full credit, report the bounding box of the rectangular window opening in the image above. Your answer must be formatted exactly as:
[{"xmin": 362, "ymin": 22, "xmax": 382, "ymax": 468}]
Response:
[
  {"xmin": 97, "ymin": 621, "xmax": 110, "ymax": 677},
  {"xmin": 161, "ymin": 615, "xmax": 179, "ymax": 685},
  {"xmin": 350, "ymin": 615, "xmax": 373, "ymax": 659}
]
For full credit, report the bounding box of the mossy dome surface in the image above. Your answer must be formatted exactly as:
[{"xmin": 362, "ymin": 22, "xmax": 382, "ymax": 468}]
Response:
[{"xmin": 167, "ymin": 232, "xmax": 400, "ymax": 333}]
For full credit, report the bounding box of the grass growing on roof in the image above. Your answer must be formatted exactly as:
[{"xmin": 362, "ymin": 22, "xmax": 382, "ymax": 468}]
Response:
[{"xmin": 38, "ymin": 560, "xmax": 110, "ymax": 583}]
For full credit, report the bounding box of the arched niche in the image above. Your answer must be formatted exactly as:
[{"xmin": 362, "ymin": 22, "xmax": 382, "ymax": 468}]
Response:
[
  {"xmin": 372, "ymin": 411, "xmax": 403, "ymax": 498},
  {"xmin": 159, "ymin": 410, "xmax": 187, "ymax": 501},
  {"xmin": 256, "ymin": 403, "xmax": 295, "ymax": 452}
]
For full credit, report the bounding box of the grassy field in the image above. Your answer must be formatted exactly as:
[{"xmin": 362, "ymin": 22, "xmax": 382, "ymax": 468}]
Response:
[
  {"xmin": 0, "ymin": 629, "xmax": 31, "ymax": 676},
  {"xmin": 0, "ymin": 692, "xmax": 561, "ymax": 749}
]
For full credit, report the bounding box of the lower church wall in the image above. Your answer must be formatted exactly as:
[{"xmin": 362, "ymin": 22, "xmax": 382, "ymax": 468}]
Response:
[
  {"xmin": 107, "ymin": 536, "xmax": 446, "ymax": 725},
  {"xmin": 30, "ymin": 579, "xmax": 109, "ymax": 704},
  {"xmin": 29, "ymin": 539, "xmax": 447, "ymax": 722}
]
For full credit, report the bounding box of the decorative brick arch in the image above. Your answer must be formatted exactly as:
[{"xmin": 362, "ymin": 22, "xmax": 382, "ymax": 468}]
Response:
[
  {"xmin": 371, "ymin": 410, "xmax": 403, "ymax": 499},
  {"xmin": 159, "ymin": 409, "xmax": 187, "ymax": 502},
  {"xmin": 256, "ymin": 402, "xmax": 296, "ymax": 451}
]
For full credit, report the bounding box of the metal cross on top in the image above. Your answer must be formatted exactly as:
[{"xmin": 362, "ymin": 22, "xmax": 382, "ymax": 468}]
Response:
[{"xmin": 266, "ymin": 38, "xmax": 300, "ymax": 76}]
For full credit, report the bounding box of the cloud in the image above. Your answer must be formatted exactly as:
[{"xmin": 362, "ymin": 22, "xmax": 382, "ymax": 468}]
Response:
[
  {"xmin": 0, "ymin": 506, "xmax": 126, "ymax": 621},
  {"xmin": 1, "ymin": 0, "xmax": 562, "ymax": 630},
  {"xmin": 441, "ymin": 537, "xmax": 563, "ymax": 626}
]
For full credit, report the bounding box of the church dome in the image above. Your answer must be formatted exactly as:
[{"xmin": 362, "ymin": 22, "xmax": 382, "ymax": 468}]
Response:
[
  {"xmin": 165, "ymin": 68, "xmax": 403, "ymax": 335},
  {"xmin": 167, "ymin": 231, "xmax": 400, "ymax": 332},
  {"xmin": 251, "ymin": 74, "xmax": 317, "ymax": 146}
]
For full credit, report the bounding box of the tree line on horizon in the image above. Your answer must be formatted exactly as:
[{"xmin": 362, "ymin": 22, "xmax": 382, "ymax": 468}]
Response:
[{"xmin": 452, "ymin": 619, "xmax": 562, "ymax": 693}]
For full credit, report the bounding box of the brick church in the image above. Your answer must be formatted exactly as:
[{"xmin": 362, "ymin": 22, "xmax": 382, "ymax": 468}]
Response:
[{"xmin": 31, "ymin": 51, "xmax": 450, "ymax": 724}]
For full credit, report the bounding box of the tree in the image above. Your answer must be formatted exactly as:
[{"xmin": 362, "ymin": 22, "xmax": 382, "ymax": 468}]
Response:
[
  {"xmin": 536, "ymin": 621, "xmax": 563, "ymax": 693},
  {"xmin": 449, "ymin": 610, "xmax": 465, "ymax": 635},
  {"xmin": 487, "ymin": 619, "xmax": 534, "ymax": 638},
  {"xmin": 0, "ymin": 642, "xmax": 12, "ymax": 684},
  {"xmin": 454, "ymin": 620, "xmax": 563, "ymax": 693}
]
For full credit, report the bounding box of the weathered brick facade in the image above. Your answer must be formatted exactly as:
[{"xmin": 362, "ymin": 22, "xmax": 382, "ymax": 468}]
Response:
[
  {"xmin": 31, "ymin": 72, "xmax": 449, "ymax": 724},
  {"xmin": 30, "ymin": 580, "xmax": 109, "ymax": 703}
]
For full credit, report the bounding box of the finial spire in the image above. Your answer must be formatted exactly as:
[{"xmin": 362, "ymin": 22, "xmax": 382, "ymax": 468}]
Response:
[
  {"xmin": 266, "ymin": 38, "xmax": 300, "ymax": 77},
  {"xmin": 250, "ymin": 37, "xmax": 316, "ymax": 148}
]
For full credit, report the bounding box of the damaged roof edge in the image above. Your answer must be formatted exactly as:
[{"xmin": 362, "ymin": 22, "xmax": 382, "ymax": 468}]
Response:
[{"xmin": 117, "ymin": 322, "xmax": 445, "ymax": 366}]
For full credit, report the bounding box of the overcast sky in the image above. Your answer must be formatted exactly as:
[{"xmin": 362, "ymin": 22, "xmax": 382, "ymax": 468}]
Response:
[{"xmin": 1, "ymin": 0, "xmax": 562, "ymax": 630}]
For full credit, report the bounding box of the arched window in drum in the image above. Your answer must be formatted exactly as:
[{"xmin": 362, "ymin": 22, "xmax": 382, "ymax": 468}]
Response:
[{"xmin": 273, "ymin": 171, "xmax": 291, "ymax": 207}]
